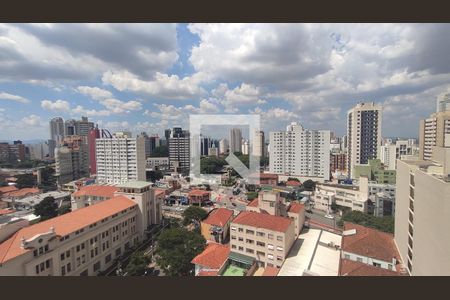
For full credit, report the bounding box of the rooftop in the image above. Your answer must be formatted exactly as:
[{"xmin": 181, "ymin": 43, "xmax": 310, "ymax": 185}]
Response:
[
  {"xmin": 339, "ymin": 259, "xmax": 402, "ymax": 276},
  {"xmin": 287, "ymin": 202, "xmax": 304, "ymax": 214},
  {"xmin": 342, "ymin": 222, "xmax": 400, "ymax": 263},
  {"xmin": 286, "ymin": 180, "xmax": 301, "ymax": 187},
  {"xmin": 202, "ymin": 208, "xmax": 234, "ymax": 227},
  {"xmin": 116, "ymin": 181, "xmax": 151, "ymax": 189},
  {"xmin": 1, "ymin": 187, "xmax": 40, "ymax": 198},
  {"xmin": 197, "ymin": 270, "xmax": 218, "ymax": 276},
  {"xmin": 232, "ymin": 211, "xmax": 292, "ymax": 233},
  {"xmin": 262, "ymin": 266, "xmax": 280, "ymax": 276},
  {"xmin": 247, "ymin": 199, "xmax": 259, "ymax": 207},
  {"xmin": 189, "ymin": 190, "xmax": 210, "ymax": 196},
  {"xmin": 72, "ymin": 185, "xmax": 118, "ymax": 198},
  {"xmin": 0, "ymin": 196, "xmax": 136, "ymax": 264},
  {"xmin": 0, "ymin": 186, "xmax": 18, "ymax": 194},
  {"xmin": 191, "ymin": 242, "xmax": 230, "ymax": 269}
]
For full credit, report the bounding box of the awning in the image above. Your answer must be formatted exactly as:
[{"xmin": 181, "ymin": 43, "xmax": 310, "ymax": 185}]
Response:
[{"xmin": 229, "ymin": 252, "xmax": 255, "ymax": 265}]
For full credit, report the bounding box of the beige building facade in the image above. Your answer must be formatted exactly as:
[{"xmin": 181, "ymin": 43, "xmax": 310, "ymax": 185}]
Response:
[
  {"xmin": 419, "ymin": 110, "xmax": 450, "ymax": 161},
  {"xmin": 394, "ymin": 146, "xmax": 450, "ymax": 275}
]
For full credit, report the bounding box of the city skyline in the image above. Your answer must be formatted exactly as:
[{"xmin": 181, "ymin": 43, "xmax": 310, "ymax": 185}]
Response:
[{"xmin": 1, "ymin": 24, "xmax": 450, "ymax": 140}]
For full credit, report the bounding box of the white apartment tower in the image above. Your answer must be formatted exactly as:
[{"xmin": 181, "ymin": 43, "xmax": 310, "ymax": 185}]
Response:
[
  {"xmin": 95, "ymin": 132, "xmax": 146, "ymax": 184},
  {"xmin": 219, "ymin": 138, "xmax": 229, "ymax": 155},
  {"xmin": 269, "ymin": 122, "xmax": 330, "ymax": 181},
  {"xmin": 229, "ymin": 128, "xmax": 242, "ymax": 154},
  {"xmin": 347, "ymin": 102, "xmax": 382, "ymax": 178}
]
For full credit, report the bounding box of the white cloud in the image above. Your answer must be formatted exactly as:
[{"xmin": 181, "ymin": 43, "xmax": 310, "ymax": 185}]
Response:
[
  {"xmin": 22, "ymin": 114, "xmax": 44, "ymax": 126},
  {"xmin": 0, "ymin": 92, "xmax": 31, "ymax": 104},
  {"xmin": 41, "ymin": 99, "xmax": 71, "ymax": 112},
  {"xmin": 102, "ymin": 70, "xmax": 206, "ymax": 100},
  {"xmin": 76, "ymin": 86, "xmax": 113, "ymax": 100}
]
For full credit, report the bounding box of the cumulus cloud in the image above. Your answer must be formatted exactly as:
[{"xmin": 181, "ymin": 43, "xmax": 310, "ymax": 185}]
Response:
[
  {"xmin": 41, "ymin": 99, "xmax": 71, "ymax": 112},
  {"xmin": 102, "ymin": 70, "xmax": 206, "ymax": 100},
  {"xmin": 0, "ymin": 92, "xmax": 30, "ymax": 104},
  {"xmin": 22, "ymin": 114, "xmax": 44, "ymax": 126},
  {"xmin": 76, "ymin": 86, "xmax": 113, "ymax": 100}
]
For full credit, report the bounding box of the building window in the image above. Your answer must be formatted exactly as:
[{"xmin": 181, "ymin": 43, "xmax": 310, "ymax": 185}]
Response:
[
  {"xmin": 277, "ymin": 256, "xmax": 283, "ymax": 262},
  {"xmin": 231, "ymin": 235, "xmax": 236, "ymax": 240},
  {"xmin": 256, "ymin": 241, "xmax": 265, "ymax": 247},
  {"xmin": 238, "ymin": 237, "xmax": 243, "ymax": 242},
  {"xmin": 45, "ymin": 259, "xmax": 50, "ymax": 269},
  {"xmin": 357, "ymin": 257, "xmax": 363, "ymax": 262},
  {"xmin": 246, "ymin": 239, "xmax": 254, "ymax": 244},
  {"xmin": 93, "ymin": 261, "xmax": 101, "ymax": 272},
  {"xmin": 238, "ymin": 228, "xmax": 243, "ymax": 232},
  {"xmin": 105, "ymin": 254, "xmax": 112, "ymax": 264},
  {"xmin": 246, "ymin": 248, "xmax": 255, "ymax": 254},
  {"xmin": 67, "ymin": 263, "xmax": 72, "ymax": 273},
  {"xmin": 231, "ymin": 245, "xmax": 236, "ymax": 249},
  {"xmin": 268, "ymin": 234, "xmax": 274, "ymax": 240},
  {"xmin": 373, "ymin": 262, "xmax": 381, "ymax": 267},
  {"xmin": 276, "ymin": 246, "xmax": 283, "ymax": 252},
  {"xmin": 276, "ymin": 236, "xmax": 283, "ymax": 242},
  {"xmin": 60, "ymin": 253, "xmax": 65, "ymax": 261},
  {"xmin": 256, "ymin": 232, "xmax": 265, "ymax": 237},
  {"xmin": 66, "ymin": 251, "xmax": 70, "ymax": 258},
  {"xmin": 245, "ymin": 229, "xmax": 254, "ymax": 235},
  {"xmin": 267, "ymin": 244, "xmax": 274, "ymax": 250},
  {"xmin": 267, "ymin": 254, "xmax": 274, "ymax": 260},
  {"xmin": 344, "ymin": 254, "xmax": 350, "ymax": 259},
  {"xmin": 61, "ymin": 266, "xmax": 66, "ymax": 276},
  {"xmin": 230, "ymin": 226, "xmax": 236, "ymax": 231},
  {"xmin": 238, "ymin": 246, "xmax": 244, "ymax": 251},
  {"xmin": 115, "ymin": 248, "xmax": 121, "ymax": 257}
]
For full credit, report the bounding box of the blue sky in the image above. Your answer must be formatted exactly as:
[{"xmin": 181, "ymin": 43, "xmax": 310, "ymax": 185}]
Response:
[{"xmin": 1, "ymin": 23, "xmax": 450, "ymax": 141}]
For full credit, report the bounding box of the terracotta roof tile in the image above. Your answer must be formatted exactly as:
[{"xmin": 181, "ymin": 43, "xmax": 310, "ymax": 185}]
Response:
[
  {"xmin": 339, "ymin": 259, "xmax": 403, "ymax": 276},
  {"xmin": 191, "ymin": 243, "xmax": 230, "ymax": 269},
  {"xmin": 288, "ymin": 202, "xmax": 304, "ymax": 214},
  {"xmin": 247, "ymin": 199, "xmax": 259, "ymax": 207},
  {"xmin": 3, "ymin": 188, "xmax": 40, "ymax": 198},
  {"xmin": 286, "ymin": 180, "xmax": 301, "ymax": 186},
  {"xmin": 0, "ymin": 196, "xmax": 136, "ymax": 264},
  {"xmin": 72, "ymin": 185, "xmax": 118, "ymax": 198},
  {"xmin": 0, "ymin": 208, "xmax": 15, "ymax": 216},
  {"xmin": 232, "ymin": 211, "xmax": 292, "ymax": 233},
  {"xmin": 189, "ymin": 190, "xmax": 210, "ymax": 197},
  {"xmin": 197, "ymin": 270, "xmax": 218, "ymax": 276},
  {"xmin": 202, "ymin": 208, "xmax": 234, "ymax": 227},
  {"xmin": 0, "ymin": 186, "xmax": 18, "ymax": 194},
  {"xmin": 262, "ymin": 266, "xmax": 280, "ymax": 276},
  {"xmin": 342, "ymin": 222, "xmax": 400, "ymax": 262}
]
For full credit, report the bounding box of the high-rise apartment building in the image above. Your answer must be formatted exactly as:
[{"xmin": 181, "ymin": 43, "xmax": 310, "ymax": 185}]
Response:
[
  {"xmin": 269, "ymin": 122, "xmax": 330, "ymax": 181},
  {"xmin": 229, "ymin": 128, "xmax": 243, "ymax": 154},
  {"xmin": 95, "ymin": 132, "xmax": 146, "ymax": 184},
  {"xmin": 436, "ymin": 93, "xmax": 450, "ymax": 113},
  {"xmin": 253, "ymin": 130, "xmax": 265, "ymax": 158},
  {"xmin": 88, "ymin": 126, "xmax": 100, "ymax": 175},
  {"xmin": 381, "ymin": 139, "xmax": 418, "ymax": 170},
  {"xmin": 55, "ymin": 135, "xmax": 89, "ymax": 187},
  {"xmin": 419, "ymin": 110, "xmax": 450, "ymax": 161},
  {"xmin": 330, "ymin": 153, "xmax": 347, "ymax": 173},
  {"xmin": 347, "ymin": 102, "xmax": 382, "ymax": 178},
  {"xmin": 168, "ymin": 128, "xmax": 190, "ymax": 174},
  {"xmin": 395, "ymin": 146, "xmax": 450, "ymax": 275},
  {"xmin": 140, "ymin": 132, "xmax": 160, "ymax": 158},
  {"xmin": 200, "ymin": 135, "xmax": 211, "ymax": 156},
  {"xmin": 49, "ymin": 117, "xmax": 65, "ymax": 158},
  {"xmin": 65, "ymin": 117, "xmax": 94, "ymax": 137},
  {"xmin": 241, "ymin": 139, "xmax": 249, "ymax": 155}
]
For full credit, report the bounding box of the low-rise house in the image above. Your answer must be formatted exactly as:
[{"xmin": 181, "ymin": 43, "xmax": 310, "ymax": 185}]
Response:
[
  {"xmin": 1, "ymin": 188, "xmax": 41, "ymax": 200},
  {"xmin": 340, "ymin": 222, "xmax": 405, "ymax": 274},
  {"xmin": 71, "ymin": 185, "xmax": 119, "ymax": 210},
  {"xmin": 230, "ymin": 210, "xmax": 295, "ymax": 268},
  {"xmin": 188, "ymin": 190, "xmax": 210, "ymax": 206},
  {"xmin": 200, "ymin": 208, "xmax": 234, "ymax": 244},
  {"xmin": 339, "ymin": 259, "xmax": 401, "ymax": 276},
  {"xmin": 191, "ymin": 242, "xmax": 230, "ymax": 276}
]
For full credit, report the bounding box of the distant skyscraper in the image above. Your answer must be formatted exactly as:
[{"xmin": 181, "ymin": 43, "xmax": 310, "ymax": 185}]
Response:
[
  {"xmin": 96, "ymin": 132, "xmax": 146, "ymax": 184},
  {"xmin": 219, "ymin": 139, "xmax": 229, "ymax": 155},
  {"xmin": 88, "ymin": 126, "xmax": 101, "ymax": 175},
  {"xmin": 242, "ymin": 139, "xmax": 249, "ymax": 155},
  {"xmin": 200, "ymin": 135, "xmax": 211, "ymax": 156},
  {"xmin": 252, "ymin": 130, "xmax": 265, "ymax": 158},
  {"xmin": 141, "ymin": 132, "xmax": 161, "ymax": 158},
  {"xmin": 347, "ymin": 102, "xmax": 382, "ymax": 178},
  {"xmin": 55, "ymin": 135, "xmax": 89, "ymax": 187},
  {"xmin": 229, "ymin": 128, "xmax": 242, "ymax": 154},
  {"xmin": 269, "ymin": 122, "xmax": 330, "ymax": 181},
  {"xmin": 49, "ymin": 117, "xmax": 65, "ymax": 158},
  {"xmin": 168, "ymin": 127, "xmax": 190, "ymax": 174},
  {"xmin": 65, "ymin": 117, "xmax": 94, "ymax": 137},
  {"xmin": 437, "ymin": 93, "xmax": 450, "ymax": 112}
]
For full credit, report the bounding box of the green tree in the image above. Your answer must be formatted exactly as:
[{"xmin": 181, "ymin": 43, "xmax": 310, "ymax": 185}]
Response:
[
  {"xmin": 150, "ymin": 146, "xmax": 169, "ymax": 157},
  {"xmin": 287, "ymin": 177, "xmax": 300, "ymax": 182},
  {"xmin": 16, "ymin": 173, "xmax": 36, "ymax": 188},
  {"xmin": 34, "ymin": 196, "xmax": 58, "ymax": 221},
  {"xmin": 302, "ymin": 179, "xmax": 316, "ymax": 191},
  {"xmin": 337, "ymin": 211, "xmax": 394, "ymax": 233},
  {"xmin": 155, "ymin": 228, "xmax": 206, "ymax": 276},
  {"xmin": 246, "ymin": 191, "xmax": 258, "ymax": 201},
  {"xmin": 182, "ymin": 206, "xmax": 208, "ymax": 226},
  {"xmin": 58, "ymin": 205, "xmax": 72, "ymax": 216},
  {"xmin": 125, "ymin": 251, "xmax": 150, "ymax": 276},
  {"xmin": 200, "ymin": 156, "xmax": 227, "ymax": 174},
  {"xmin": 38, "ymin": 166, "xmax": 57, "ymax": 192},
  {"xmin": 147, "ymin": 170, "xmax": 164, "ymax": 182}
]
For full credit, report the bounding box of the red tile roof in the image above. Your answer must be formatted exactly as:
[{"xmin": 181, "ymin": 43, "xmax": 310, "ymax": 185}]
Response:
[
  {"xmin": 202, "ymin": 208, "xmax": 234, "ymax": 227},
  {"xmin": 286, "ymin": 180, "xmax": 301, "ymax": 187},
  {"xmin": 191, "ymin": 242, "xmax": 230, "ymax": 269},
  {"xmin": 72, "ymin": 185, "xmax": 118, "ymax": 198},
  {"xmin": 259, "ymin": 173, "xmax": 278, "ymax": 179},
  {"xmin": 0, "ymin": 208, "xmax": 15, "ymax": 216},
  {"xmin": 3, "ymin": 188, "xmax": 40, "ymax": 198},
  {"xmin": 0, "ymin": 186, "xmax": 18, "ymax": 194},
  {"xmin": 197, "ymin": 270, "xmax": 218, "ymax": 276},
  {"xmin": 262, "ymin": 266, "xmax": 280, "ymax": 276},
  {"xmin": 339, "ymin": 259, "xmax": 403, "ymax": 276},
  {"xmin": 247, "ymin": 199, "xmax": 259, "ymax": 207},
  {"xmin": 342, "ymin": 222, "xmax": 400, "ymax": 263},
  {"xmin": 0, "ymin": 196, "xmax": 136, "ymax": 264},
  {"xmin": 232, "ymin": 211, "xmax": 292, "ymax": 233},
  {"xmin": 189, "ymin": 190, "xmax": 210, "ymax": 197},
  {"xmin": 288, "ymin": 202, "xmax": 304, "ymax": 214}
]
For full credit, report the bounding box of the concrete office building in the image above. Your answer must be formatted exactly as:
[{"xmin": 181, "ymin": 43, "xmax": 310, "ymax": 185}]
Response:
[
  {"xmin": 140, "ymin": 133, "xmax": 160, "ymax": 158},
  {"xmin": 269, "ymin": 122, "xmax": 330, "ymax": 181},
  {"xmin": 168, "ymin": 128, "xmax": 190, "ymax": 174},
  {"xmin": 65, "ymin": 117, "xmax": 94, "ymax": 137},
  {"xmin": 381, "ymin": 139, "xmax": 418, "ymax": 170},
  {"xmin": 395, "ymin": 146, "xmax": 450, "ymax": 275},
  {"xmin": 95, "ymin": 132, "xmax": 146, "ymax": 185},
  {"xmin": 0, "ymin": 181, "xmax": 163, "ymax": 276},
  {"xmin": 49, "ymin": 117, "xmax": 65, "ymax": 158},
  {"xmin": 55, "ymin": 136, "xmax": 89, "ymax": 187},
  {"xmin": 419, "ymin": 110, "xmax": 450, "ymax": 161},
  {"xmin": 347, "ymin": 102, "xmax": 382, "ymax": 178},
  {"xmin": 229, "ymin": 128, "xmax": 243, "ymax": 154}
]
